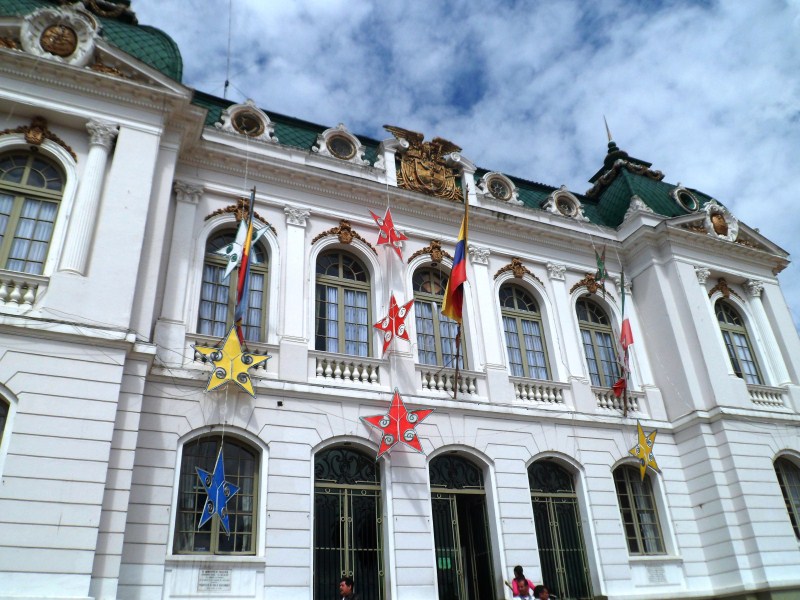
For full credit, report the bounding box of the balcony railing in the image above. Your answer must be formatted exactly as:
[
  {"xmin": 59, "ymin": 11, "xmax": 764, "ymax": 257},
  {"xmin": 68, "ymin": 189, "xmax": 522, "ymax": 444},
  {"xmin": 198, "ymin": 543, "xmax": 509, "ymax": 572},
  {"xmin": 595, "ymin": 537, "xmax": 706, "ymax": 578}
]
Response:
[
  {"xmin": 310, "ymin": 351, "xmax": 383, "ymax": 386},
  {"xmin": 511, "ymin": 378, "xmax": 568, "ymax": 405},
  {"xmin": 418, "ymin": 366, "xmax": 481, "ymax": 397},
  {"xmin": 594, "ymin": 387, "xmax": 642, "ymax": 414},
  {"xmin": 0, "ymin": 271, "xmax": 46, "ymax": 309},
  {"xmin": 747, "ymin": 384, "xmax": 787, "ymax": 408}
]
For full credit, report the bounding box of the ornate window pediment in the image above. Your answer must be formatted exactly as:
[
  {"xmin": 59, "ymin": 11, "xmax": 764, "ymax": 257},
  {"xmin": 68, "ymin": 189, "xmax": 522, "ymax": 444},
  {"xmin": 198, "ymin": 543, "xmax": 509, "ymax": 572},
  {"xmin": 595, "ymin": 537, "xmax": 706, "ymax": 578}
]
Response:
[
  {"xmin": 312, "ymin": 123, "xmax": 369, "ymax": 165},
  {"xmin": 542, "ymin": 186, "xmax": 589, "ymax": 221},
  {"xmin": 215, "ymin": 100, "xmax": 278, "ymax": 143},
  {"xmin": 477, "ymin": 172, "xmax": 521, "ymax": 204},
  {"xmin": 20, "ymin": 4, "xmax": 99, "ymax": 68}
]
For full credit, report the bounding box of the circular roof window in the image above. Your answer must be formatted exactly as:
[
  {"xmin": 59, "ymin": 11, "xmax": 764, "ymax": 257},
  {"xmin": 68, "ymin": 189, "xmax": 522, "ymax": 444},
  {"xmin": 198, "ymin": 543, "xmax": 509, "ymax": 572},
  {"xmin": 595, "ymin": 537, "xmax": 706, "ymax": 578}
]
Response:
[
  {"xmin": 676, "ymin": 189, "xmax": 699, "ymax": 212},
  {"xmin": 488, "ymin": 177, "xmax": 511, "ymax": 201},
  {"xmin": 326, "ymin": 135, "xmax": 356, "ymax": 160},
  {"xmin": 556, "ymin": 195, "xmax": 577, "ymax": 216},
  {"xmin": 232, "ymin": 111, "xmax": 265, "ymax": 137}
]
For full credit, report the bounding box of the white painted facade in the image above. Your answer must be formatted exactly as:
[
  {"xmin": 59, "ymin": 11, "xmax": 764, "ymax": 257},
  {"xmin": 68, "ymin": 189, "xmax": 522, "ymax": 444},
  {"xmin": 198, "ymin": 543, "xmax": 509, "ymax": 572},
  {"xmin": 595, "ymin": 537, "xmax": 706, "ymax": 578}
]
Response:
[{"xmin": 0, "ymin": 4, "xmax": 799, "ymax": 600}]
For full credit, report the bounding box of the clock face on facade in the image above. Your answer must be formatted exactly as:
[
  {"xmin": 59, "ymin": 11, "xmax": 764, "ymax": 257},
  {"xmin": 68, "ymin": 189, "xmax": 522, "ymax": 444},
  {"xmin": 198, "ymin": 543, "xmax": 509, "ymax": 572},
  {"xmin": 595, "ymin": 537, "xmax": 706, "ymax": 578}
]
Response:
[
  {"xmin": 488, "ymin": 177, "xmax": 511, "ymax": 200},
  {"xmin": 231, "ymin": 111, "xmax": 264, "ymax": 137},
  {"xmin": 40, "ymin": 24, "xmax": 78, "ymax": 57},
  {"xmin": 326, "ymin": 135, "xmax": 356, "ymax": 160}
]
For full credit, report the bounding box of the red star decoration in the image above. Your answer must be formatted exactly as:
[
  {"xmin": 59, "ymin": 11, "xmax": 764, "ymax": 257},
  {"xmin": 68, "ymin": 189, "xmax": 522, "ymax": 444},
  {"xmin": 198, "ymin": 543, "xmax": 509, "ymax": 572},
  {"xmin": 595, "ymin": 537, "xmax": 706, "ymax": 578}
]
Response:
[
  {"xmin": 373, "ymin": 294, "xmax": 414, "ymax": 356},
  {"xmin": 370, "ymin": 208, "xmax": 408, "ymax": 259},
  {"xmin": 362, "ymin": 389, "xmax": 434, "ymax": 459}
]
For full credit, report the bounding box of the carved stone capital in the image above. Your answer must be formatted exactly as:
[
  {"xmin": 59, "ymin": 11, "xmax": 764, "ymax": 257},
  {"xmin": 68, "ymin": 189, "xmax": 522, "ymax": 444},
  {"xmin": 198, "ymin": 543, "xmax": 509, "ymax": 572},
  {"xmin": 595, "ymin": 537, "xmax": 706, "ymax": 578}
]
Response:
[
  {"xmin": 546, "ymin": 262, "xmax": 566, "ymax": 281},
  {"xmin": 86, "ymin": 120, "xmax": 119, "ymax": 150},
  {"xmin": 468, "ymin": 245, "xmax": 490, "ymax": 265},
  {"xmin": 745, "ymin": 279, "xmax": 764, "ymax": 298},
  {"xmin": 173, "ymin": 181, "xmax": 203, "ymax": 205},
  {"xmin": 285, "ymin": 206, "xmax": 311, "ymax": 227},
  {"xmin": 694, "ymin": 266, "xmax": 711, "ymax": 285}
]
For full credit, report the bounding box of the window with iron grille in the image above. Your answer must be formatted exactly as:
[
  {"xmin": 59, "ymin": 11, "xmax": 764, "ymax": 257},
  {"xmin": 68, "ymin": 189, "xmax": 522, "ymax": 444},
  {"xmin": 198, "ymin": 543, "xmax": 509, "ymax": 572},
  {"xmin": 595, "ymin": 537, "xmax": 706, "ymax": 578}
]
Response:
[
  {"xmin": 0, "ymin": 152, "xmax": 64, "ymax": 274},
  {"xmin": 576, "ymin": 297, "xmax": 619, "ymax": 387},
  {"xmin": 774, "ymin": 457, "xmax": 800, "ymax": 539},
  {"xmin": 413, "ymin": 268, "xmax": 465, "ymax": 368},
  {"xmin": 198, "ymin": 231, "xmax": 269, "ymax": 342},
  {"xmin": 173, "ymin": 435, "xmax": 258, "ymax": 554},
  {"xmin": 613, "ymin": 465, "xmax": 665, "ymax": 555},
  {"xmin": 0, "ymin": 397, "xmax": 7, "ymax": 447},
  {"xmin": 715, "ymin": 300, "xmax": 762, "ymax": 385},
  {"xmin": 500, "ymin": 284, "xmax": 550, "ymax": 380},
  {"xmin": 315, "ymin": 251, "xmax": 371, "ymax": 356}
]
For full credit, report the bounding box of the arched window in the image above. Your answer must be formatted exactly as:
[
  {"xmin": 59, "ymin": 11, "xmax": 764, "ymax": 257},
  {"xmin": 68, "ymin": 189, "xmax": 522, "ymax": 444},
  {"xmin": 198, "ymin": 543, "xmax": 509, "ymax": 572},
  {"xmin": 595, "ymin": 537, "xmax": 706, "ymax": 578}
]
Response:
[
  {"xmin": 715, "ymin": 300, "xmax": 762, "ymax": 384},
  {"xmin": 314, "ymin": 446, "xmax": 384, "ymax": 600},
  {"xmin": 0, "ymin": 397, "xmax": 8, "ymax": 446},
  {"xmin": 500, "ymin": 284, "xmax": 549, "ymax": 379},
  {"xmin": 613, "ymin": 465, "xmax": 665, "ymax": 555},
  {"xmin": 430, "ymin": 454, "xmax": 495, "ymax": 600},
  {"xmin": 315, "ymin": 251, "xmax": 370, "ymax": 356},
  {"xmin": 529, "ymin": 460, "xmax": 593, "ymax": 599},
  {"xmin": 576, "ymin": 297, "xmax": 619, "ymax": 387},
  {"xmin": 774, "ymin": 457, "xmax": 800, "ymax": 539},
  {"xmin": 198, "ymin": 231, "xmax": 268, "ymax": 342},
  {"xmin": 173, "ymin": 435, "xmax": 258, "ymax": 555},
  {"xmin": 0, "ymin": 152, "xmax": 64, "ymax": 274},
  {"xmin": 413, "ymin": 268, "xmax": 465, "ymax": 368}
]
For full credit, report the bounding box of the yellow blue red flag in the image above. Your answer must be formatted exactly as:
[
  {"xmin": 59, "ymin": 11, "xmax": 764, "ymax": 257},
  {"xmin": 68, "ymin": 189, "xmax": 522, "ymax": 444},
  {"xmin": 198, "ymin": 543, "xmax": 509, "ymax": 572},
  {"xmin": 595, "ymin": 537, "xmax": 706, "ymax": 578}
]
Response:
[
  {"xmin": 441, "ymin": 199, "xmax": 468, "ymax": 324},
  {"xmin": 234, "ymin": 188, "xmax": 256, "ymax": 342}
]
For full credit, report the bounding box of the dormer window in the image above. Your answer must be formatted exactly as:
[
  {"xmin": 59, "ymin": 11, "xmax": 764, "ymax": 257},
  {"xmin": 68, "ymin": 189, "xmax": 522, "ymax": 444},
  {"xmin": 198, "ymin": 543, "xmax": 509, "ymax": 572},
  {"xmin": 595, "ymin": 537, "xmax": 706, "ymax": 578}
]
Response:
[
  {"xmin": 215, "ymin": 100, "xmax": 278, "ymax": 143},
  {"xmin": 670, "ymin": 186, "xmax": 699, "ymax": 212},
  {"xmin": 326, "ymin": 134, "xmax": 356, "ymax": 160},
  {"xmin": 313, "ymin": 124, "xmax": 369, "ymax": 165},
  {"xmin": 477, "ymin": 172, "xmax": 520, "ymax": 204},
  {"xmin": 543, "ymin": 186, "xmax": 588, "ymax": 221},
  {"xmin": 231, "ymin": 110, "xmax": 265, "ymax": 137}
]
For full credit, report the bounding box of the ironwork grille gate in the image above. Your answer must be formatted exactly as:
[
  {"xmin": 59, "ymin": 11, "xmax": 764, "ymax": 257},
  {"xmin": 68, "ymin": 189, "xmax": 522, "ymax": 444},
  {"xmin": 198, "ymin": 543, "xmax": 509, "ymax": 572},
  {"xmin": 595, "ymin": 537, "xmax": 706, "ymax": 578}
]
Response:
[
  {"xmin": 314, "ymin": 447, "xmax": 384, "ymax": 600},
  {"xmin": 530, "ymin": 461, "xmax": 593, "ymax": 600}
]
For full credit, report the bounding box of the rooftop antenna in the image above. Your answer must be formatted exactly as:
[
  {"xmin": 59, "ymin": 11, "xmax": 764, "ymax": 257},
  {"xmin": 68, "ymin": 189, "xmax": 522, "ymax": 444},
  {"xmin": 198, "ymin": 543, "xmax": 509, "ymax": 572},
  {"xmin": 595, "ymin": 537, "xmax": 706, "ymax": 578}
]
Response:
[{"xmin": 223, "ymin": 0, "xmax": 233, "ymax": 98}]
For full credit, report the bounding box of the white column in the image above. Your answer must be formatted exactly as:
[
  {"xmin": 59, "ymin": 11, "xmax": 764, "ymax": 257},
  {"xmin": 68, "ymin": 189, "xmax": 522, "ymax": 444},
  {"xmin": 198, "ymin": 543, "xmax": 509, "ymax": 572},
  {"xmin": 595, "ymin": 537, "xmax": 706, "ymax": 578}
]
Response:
[
  {"xmin": 279, "ymin": 206, "xmax": 311, "ymax": 382},
  {"xmin": 745, "ymin": 279, "xmax": 791, "ymax": 386},
  {"xmin": 546, "ymin": 263, "xmax": 585, "ymax": 378},
  {"xmin": 153, "ymin": 181, "xmax": 202, "ymax": 367},
  {"xmin": 60, "ymin": 119, "xmax": 118, "ymax": 274}
]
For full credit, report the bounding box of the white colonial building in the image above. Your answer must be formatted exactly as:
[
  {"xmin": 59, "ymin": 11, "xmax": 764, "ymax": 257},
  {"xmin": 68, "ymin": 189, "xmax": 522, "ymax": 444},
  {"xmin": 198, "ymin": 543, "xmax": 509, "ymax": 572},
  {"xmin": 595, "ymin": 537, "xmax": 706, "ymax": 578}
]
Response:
[{"xmin": 0, "ymin": 2, "xmax": 799, "ymax": 599}]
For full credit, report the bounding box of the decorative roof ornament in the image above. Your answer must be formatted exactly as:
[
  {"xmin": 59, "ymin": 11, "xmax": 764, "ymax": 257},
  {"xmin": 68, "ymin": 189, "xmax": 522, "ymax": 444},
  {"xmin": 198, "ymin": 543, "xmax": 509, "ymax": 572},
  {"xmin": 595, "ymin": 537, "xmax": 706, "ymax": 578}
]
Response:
[
  {"xmin": 585, "ymin": 126, "xmax": 664, "ymax": 199},
  {"xmin": 21, "ymin": 4, "xmax": 99, "ymax": 67},
  {"xmin": 542, "ymin": 186, "xmax": 589, "ymax": 221},
  {"xmin": 476, "ymin": 172, "xmax": 521, "ymax": 204},
  {"xmin": 622, "ymin": 195, "xmax": 655, "ymax": 222},
  {"xmin": 384, "ymin": 125, "xmax": 463, "ymax": 202},
  {"xmin": 57, "ymin": 0, "xmax": 138, "ymax": 24},
  {"xmin": 703, "ymin": 200, "xmax": 739, "ymax": 242}
]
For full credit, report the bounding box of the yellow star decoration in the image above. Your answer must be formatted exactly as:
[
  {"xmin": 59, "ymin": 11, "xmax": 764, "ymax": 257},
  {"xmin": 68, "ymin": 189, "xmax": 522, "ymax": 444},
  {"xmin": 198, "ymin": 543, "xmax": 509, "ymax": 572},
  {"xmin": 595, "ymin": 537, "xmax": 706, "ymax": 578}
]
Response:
[
  {"xmin": 628, "ymin": 420, "xmax": 660, "ymax": 481},
  {"xmin": 193, "ymin": 326, "xmax": 270, "ymax": 398}
]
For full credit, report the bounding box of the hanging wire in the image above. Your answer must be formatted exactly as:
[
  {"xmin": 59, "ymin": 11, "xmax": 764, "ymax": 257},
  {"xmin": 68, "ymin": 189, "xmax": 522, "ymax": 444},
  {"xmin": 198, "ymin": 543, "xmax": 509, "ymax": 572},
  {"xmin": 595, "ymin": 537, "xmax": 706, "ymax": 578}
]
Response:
[{"xmin": 223, "ymin": 0, "xmax": 233, "ymax": 99}]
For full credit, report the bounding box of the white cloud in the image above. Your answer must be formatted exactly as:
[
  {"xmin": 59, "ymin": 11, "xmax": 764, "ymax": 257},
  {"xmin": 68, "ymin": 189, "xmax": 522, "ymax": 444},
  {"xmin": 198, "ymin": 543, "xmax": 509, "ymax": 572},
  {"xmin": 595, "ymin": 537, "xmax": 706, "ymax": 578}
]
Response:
[{"xmin": 135, "ymin": 0, "xmax": 800, "ymax": 326}]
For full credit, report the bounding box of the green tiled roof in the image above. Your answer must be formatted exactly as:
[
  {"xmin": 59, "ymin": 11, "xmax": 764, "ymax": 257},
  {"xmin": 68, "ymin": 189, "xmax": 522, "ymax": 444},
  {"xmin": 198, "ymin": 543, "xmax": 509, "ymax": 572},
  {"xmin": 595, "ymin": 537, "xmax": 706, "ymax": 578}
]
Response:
[
  {"xmin": 192, "ymin": 91, "xmax": 382, "ymax": 164},
  {"xmin": 0, "ymin": 0, "xmax": 182, "ymax": 80}
]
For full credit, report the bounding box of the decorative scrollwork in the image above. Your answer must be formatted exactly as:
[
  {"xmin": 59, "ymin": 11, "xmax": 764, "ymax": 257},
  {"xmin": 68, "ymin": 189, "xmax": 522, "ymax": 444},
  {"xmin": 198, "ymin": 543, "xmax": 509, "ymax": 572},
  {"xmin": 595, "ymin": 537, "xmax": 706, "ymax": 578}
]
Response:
[
  {"xmin": 204, "ymin": 197, "xmax": 276, "ymax": 234},
  {"xmin": 708, "ymin": 277, "xmax": 742, "ymax": 301},
  {"xmin": 494, "ymin": 257, "xmax": 542, "ymax": 284},
  {"xmin": 528, "ymin": 461, "xmax": 575, "ymax": 494},
  {"xmin": 311, "ymin": 220, "xmax": 377, "ymax": 254},
  {"xmin": 429, "ymin": 454, "xmax": 484, "ymax": 490},
  {"xmin": 314, "ymin": 447, "xmax": 380, "ymax": 485},
  {"xmin": 0, "ymin": 116, "xmax": 76, "ymax": 161},
  {"xmin": 570, "ymin": 273, "xmax": 604, "ymax": 296},
  {"xmin": 407, "ymin": 240, "xmax": 452, "ymax": 266}
]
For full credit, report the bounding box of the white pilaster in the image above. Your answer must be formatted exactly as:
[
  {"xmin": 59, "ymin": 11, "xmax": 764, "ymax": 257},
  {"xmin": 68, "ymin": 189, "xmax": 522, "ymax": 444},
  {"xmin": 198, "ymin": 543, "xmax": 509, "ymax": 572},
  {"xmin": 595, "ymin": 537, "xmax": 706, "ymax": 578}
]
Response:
[
  {"xmin": 280, "ymin": 206, "xmax": 311, "ymax": 382},
  {"xmin": 59, "ymin": 119, "xmax": 118, "ymax": 274},
  {"xmin": 745, "ymin": 279, "xmax": 790, "ymax": 386}
]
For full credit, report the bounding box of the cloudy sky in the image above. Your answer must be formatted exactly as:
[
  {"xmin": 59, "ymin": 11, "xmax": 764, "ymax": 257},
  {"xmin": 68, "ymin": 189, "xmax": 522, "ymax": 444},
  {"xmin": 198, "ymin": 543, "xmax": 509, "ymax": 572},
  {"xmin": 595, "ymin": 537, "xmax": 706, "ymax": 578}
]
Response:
[{"xmin": 136, "ymin": 0, "xmax": 800, "ymax": 327}]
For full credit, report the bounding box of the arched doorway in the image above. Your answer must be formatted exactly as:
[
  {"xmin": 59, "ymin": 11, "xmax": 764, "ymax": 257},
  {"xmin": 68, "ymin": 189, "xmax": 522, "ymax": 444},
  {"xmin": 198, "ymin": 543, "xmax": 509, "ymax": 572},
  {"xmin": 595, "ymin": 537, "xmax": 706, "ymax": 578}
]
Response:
[
  {"xmin": 314, "ymin": 446, "xmax": 384, "ymax": 599},
  {"xmin": 430, "ymin": 453, "xmax": 495, "ymax": 600},
  {"xmin": 529, "ymin": 460, "xmax": 593, "ymax": 599}
]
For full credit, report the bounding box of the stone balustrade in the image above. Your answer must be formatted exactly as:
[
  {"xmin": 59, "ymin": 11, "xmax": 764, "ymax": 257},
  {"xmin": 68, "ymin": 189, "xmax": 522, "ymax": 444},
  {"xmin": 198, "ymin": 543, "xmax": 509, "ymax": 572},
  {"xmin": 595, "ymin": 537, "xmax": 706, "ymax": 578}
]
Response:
[
  {"xmin": 747, "ymin": 384, "xmax": 786, "ymax": 408},
  {"xmin": 311, "ymin": 352, "xmax": 381, "ymax": 385},
  {"xmin": 511, "ymin": 378, "xmax": 568, "ymax": 405},
  {"xmin": 0, "ymin": 271, "xmax": 46, "ymax": 308},
  {"xmin": 594, "ymin": 387, "xmax": 642, "ymax": 414}
]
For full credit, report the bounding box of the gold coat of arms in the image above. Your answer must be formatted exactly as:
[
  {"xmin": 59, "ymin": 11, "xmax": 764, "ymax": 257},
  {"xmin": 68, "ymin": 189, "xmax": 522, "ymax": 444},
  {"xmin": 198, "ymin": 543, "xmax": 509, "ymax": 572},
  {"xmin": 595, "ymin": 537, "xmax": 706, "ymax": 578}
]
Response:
[{"xmin": 384, "ymin": 125, "xmax": 463, "ymax": 202}]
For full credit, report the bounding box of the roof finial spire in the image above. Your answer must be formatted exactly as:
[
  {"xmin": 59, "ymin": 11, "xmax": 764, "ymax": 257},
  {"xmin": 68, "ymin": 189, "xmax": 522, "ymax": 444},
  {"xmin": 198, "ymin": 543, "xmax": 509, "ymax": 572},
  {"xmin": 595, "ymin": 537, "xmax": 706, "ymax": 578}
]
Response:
[{"xmin": 604, "ymin": 115, "xmax": 613, "ymax": 143}]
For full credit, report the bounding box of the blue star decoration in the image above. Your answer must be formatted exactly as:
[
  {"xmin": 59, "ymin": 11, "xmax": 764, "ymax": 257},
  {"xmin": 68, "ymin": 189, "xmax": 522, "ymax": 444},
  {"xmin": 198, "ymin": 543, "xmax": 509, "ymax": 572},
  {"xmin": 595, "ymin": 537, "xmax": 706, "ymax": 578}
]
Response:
[{"xmin": 195, "ymin": 449, "xmax": 240, "ymax": 535}]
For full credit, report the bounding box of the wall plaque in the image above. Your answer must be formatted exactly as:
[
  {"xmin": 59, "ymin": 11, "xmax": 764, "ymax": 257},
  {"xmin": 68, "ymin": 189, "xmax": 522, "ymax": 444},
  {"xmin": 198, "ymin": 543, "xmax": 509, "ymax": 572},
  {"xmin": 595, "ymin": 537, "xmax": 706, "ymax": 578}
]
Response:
[{"xmin": 198, "ymin": 569, "xmax": 232, "ymax": 592}]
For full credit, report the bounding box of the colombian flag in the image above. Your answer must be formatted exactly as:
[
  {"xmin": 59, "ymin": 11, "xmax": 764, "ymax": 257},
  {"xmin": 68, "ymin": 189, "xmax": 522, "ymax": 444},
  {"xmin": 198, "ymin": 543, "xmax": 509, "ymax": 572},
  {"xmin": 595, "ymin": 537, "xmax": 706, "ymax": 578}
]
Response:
[
  {"xmin": 441, "ymin": 200, "xmax": 468, "ymax": 324},
  {"xmin": 234, "ymin": 189, "xmax": 256, "ymax": 343}
]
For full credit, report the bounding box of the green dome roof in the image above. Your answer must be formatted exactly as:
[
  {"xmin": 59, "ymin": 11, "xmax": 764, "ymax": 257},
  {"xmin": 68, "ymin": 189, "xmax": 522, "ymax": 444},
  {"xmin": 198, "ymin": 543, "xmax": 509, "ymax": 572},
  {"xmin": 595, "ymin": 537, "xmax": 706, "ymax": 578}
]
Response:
[{"xmin": 0, "ymin": 0, "xmax": 183, "ymax": 81}]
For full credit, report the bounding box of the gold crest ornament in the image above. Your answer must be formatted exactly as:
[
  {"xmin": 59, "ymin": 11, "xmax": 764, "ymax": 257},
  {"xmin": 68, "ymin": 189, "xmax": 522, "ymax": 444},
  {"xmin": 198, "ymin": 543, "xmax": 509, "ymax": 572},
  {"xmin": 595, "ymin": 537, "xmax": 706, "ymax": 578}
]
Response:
[
  {"xmin": 384, "ymin": 125, "xmax": 463, "ymax": 202},
  {"xmin": 193, "ymin": 326, "xmax": 270, "ymax": 398},
  {"xmin": 628, "ymin": 421, "xmax": 660, "ymax": 481}
]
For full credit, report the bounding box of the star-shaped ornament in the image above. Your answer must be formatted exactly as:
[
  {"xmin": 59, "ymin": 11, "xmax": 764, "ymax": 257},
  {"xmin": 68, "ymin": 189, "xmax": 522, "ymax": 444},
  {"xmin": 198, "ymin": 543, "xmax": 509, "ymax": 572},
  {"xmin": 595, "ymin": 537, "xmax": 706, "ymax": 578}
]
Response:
[
  {"xmin": 373, "ymin": 295, "xmax": 414, "ymax": 356},
  {"xmin": 362, "ymin": 388, "xmax": 434, "ymax": 459},
  {"xmin": 196, "ymin": 449, "xmax": 240, "ymax": 535},
  {"xmin": 628, "ymin": 420, "xmax": 659, "ymax": 481},
  {"xmin": 193, "ymin": 326, "xmax": 270, "ymax": 398},
  {"xmin": 214, "ymin": 223, "xmax": 269, "ymax": 281},
  {"xmin": 370, "ymin": 208, "xmax": 408, "ymax": 259}
]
